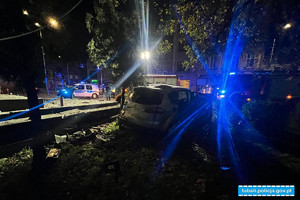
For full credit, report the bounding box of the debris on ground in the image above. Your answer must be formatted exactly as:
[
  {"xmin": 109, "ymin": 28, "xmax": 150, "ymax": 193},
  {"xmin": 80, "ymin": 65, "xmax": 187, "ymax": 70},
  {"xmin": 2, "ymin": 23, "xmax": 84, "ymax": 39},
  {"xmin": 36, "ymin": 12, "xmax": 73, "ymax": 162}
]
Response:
[
  {"xmin": 95, "ymin": 134, "xmax": 109, "ymax": 142},
  {"xmin": 46, "ymin": 148, "xmax": 61, "ymax": 159},
  {"xmin": 2, "ymin": 120, "xmax": 297, "ymax": 200},
  {"xmin": 54, "ymin": 135, "xmax": 67, "ymax": 144}
]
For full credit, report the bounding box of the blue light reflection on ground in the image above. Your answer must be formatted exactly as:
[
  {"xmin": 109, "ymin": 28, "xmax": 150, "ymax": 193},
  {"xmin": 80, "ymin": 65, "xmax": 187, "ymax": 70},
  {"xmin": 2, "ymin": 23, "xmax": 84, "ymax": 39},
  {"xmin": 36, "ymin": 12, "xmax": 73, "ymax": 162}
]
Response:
[
  {"xmin": 220, "ymin": 166, "xmax": 231, "ymax": 171},
  {"xmin": 164, "ymin": 103, "xmax": 209, "ymax": 141},
  {"xmin": 217, "ymin": 98, "xmax": 244, "ymax": 181},
  {"xmin": 155, "ymin": 103, "xmax": 209, "ymax": 174},
  {"xmin": 156, "ymin": 111, "xmax": 201, "ymax": 174}
]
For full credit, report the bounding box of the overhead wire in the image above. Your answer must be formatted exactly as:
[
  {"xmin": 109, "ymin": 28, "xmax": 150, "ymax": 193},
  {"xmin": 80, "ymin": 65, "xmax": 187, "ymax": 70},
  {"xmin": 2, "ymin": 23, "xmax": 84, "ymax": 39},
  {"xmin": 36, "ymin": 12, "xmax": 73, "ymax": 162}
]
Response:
[
  {"xmin": 0, "ymin": 0, "xmax": 84, "ymax": 42},
  {"xmin": 0, "ymin": 28, "xmax": 42, "ymax": 41}
]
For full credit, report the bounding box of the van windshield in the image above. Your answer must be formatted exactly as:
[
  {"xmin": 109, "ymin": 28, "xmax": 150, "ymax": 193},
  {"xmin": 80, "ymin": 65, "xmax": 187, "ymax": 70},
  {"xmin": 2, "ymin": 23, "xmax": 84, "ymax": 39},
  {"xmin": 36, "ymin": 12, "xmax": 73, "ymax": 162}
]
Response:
[{"xmin": 131, "ymin": 88, "xmax": 163, "ymax": 105}]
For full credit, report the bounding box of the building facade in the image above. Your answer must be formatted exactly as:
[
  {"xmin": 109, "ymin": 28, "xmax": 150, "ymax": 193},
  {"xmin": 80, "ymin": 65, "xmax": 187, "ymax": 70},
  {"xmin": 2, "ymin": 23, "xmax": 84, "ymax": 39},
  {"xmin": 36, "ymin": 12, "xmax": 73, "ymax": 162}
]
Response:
[
  {"xmin": 47, "ymin": 61, "xmax": 86, "ymax": 90},
  {"xmin": 151, "ymin": 35, "xmax": 266, "ymax": 92},
  {"xmin": 86, "ymin": 61, "xmax": 113, "ymax": 89}
]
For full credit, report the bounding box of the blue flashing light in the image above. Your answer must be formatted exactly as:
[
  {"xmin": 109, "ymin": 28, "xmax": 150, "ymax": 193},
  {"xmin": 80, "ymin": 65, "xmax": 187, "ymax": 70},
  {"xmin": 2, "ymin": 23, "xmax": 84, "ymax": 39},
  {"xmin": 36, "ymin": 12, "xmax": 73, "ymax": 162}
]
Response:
[
  {"xmin": 218, "ymin": 95, "xmax": 226, "ymax": 100},
  {"xmin": 221, "ymin": 90, "xmax": 226, "ymax": 94},
  {"xmin": 64, "ymin": 91, "xmax": 68, "ymax": 94},
  {"xmin": 229, "ymin": 72, "xmax": 236, "ymax": 75},
  {"xmin": 220, "ymin": 166, "xmax": 231, "ymax": 171}
]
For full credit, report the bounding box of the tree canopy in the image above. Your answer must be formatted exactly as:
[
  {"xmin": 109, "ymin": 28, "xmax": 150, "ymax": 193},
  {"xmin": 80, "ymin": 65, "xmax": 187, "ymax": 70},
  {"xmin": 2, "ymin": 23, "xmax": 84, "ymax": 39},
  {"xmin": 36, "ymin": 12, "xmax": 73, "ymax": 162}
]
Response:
[
  {"xmin": 154, "ymin": 0, "xmax": 300, "ymax": 68},
  {"xmin": 86, "ymin": 0, "xmax": 145, "ymax": 88}
]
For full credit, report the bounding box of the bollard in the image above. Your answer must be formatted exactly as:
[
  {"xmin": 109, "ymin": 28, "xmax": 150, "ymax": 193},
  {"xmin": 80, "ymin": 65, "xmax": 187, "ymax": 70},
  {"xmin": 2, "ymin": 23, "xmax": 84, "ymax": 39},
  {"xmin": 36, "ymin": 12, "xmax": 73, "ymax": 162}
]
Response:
[{"xmin": 60, "ymin": 96, "xmax": 64, "ymax": 106}]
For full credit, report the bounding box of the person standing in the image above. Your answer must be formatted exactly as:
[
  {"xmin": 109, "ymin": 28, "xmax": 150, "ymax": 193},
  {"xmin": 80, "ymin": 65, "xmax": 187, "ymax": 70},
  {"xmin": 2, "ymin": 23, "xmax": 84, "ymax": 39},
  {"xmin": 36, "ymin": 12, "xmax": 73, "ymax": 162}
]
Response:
[{"xmin": 105, "ymin": 85, "xmax": 111, "ymax": 101}]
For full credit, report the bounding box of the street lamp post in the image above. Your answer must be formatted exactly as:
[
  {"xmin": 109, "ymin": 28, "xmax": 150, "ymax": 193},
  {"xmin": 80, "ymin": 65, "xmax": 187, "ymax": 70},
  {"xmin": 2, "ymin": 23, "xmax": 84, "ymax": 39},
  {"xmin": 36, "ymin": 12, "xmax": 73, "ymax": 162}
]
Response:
[
  {"xmin": 38, "ymin": 29, "xmax": 50, "ymax": 96},
  {"xmin": 35, "ymin": 18, "xmax": 59, "ymax": 96},
  {"xmin": 23, "ymin": 11, "xmax": 60, "ymax": 96},
  {"xmin": 269, "ymin": 23, "xmax": 292, "ymax": 66},
  {"xmin": 269, "ymin": 38, "xmax": 276, "ymax": 65}
]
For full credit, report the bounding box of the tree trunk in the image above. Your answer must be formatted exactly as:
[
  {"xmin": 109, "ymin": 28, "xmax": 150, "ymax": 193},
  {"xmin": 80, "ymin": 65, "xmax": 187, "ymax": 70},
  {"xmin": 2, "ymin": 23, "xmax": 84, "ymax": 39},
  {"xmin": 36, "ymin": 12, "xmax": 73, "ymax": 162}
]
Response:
[
  {"xmin": 25, "ymin": 76, "xmax": 46, "ymax": 177},
  {"xmin": 25, "ymin": 76, "xmax": 41, "ymax": 124}
]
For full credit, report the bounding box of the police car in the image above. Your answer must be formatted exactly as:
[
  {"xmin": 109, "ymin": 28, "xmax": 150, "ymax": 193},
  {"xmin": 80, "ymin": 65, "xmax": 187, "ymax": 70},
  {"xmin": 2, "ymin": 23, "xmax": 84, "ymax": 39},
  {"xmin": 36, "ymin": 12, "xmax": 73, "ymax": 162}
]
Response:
[{"xmin": 73, "ymin": 83, "xmax": 100, "ymax": 99}]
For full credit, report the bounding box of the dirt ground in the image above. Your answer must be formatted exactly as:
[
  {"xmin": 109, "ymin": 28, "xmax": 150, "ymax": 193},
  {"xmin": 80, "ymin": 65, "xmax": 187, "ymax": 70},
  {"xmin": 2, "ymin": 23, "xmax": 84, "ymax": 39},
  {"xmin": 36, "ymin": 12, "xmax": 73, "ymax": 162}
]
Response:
[
  {"xmin": 0, "ymin": 94, "xmax": 27, "ymax": 100},
  {"xmin": 43, "ymin": 98, "xmax": 115, "ymax": 109},
  {"xmin": 0, "ymin": 93, "xmax": 116, "ymax": 109},
  {"xmin": 0, "ymin": 109, "xmax": 299, "ymax": 200},
  {"xmin": 0, "ymin": 121, "xmax": 231, "ymax": 200}
]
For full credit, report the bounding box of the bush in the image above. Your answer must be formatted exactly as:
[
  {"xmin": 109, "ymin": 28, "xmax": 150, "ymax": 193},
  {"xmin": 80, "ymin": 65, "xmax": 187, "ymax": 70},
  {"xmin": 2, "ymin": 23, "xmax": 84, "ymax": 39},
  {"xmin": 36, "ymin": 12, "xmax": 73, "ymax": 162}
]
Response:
[{"xmin": 242, "ymin": 100, "xmax": 290, "ymax": 136}]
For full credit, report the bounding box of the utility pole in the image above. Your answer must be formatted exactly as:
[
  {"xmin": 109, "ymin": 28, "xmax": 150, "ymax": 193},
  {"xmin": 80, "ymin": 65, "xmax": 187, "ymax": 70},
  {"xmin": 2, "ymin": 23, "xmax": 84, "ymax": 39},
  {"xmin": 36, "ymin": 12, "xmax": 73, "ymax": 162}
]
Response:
[
  {"xmin": 269, "ymin": 38, "xmax": 276, "ymax": 66},
  {"xmin": 39, "ymin": 30, "xmax": 49, "ymax": 95},
  {"xmin": 101, "ymin": 69, "xmax": 103, "ymax": 87},
  {"xmin": 67, "ymin": 62, "xmax": 70, "ymax": 85}
]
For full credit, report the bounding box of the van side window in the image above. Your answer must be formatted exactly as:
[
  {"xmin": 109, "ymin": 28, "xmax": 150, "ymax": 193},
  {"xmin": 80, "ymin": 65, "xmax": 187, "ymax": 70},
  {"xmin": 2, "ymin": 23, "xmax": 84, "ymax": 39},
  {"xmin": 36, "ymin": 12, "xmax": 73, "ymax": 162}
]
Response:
[
  {"xmin": 131, "ymin": 89, "xmax": 164, "ymax": 105},
  {"xmin": 77, "ymin": 85, "xmax": 84, "ymax": 89},
  {"xmin": 178, "ymin": 91, "xmax": 188, "ymax": 103},
  {"xmin": 86, "ymin": 85, "xmax": 92, "ymax": 90},
  {"xmin": 186, "ymin": 91, "xmax": 191, "ymax": 103},
  {"xmin": 168, "ymin": 90, "xmax": 189, "ymax": 105}
]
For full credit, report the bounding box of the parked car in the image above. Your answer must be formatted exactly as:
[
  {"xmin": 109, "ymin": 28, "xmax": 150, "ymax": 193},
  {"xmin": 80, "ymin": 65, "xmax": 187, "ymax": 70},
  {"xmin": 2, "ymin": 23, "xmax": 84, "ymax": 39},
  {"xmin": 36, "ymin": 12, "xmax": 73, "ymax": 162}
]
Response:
[
  {"xmin": 73, "ymin": 83, "xmax": 100, "ymax": 99},
  {"xmin": 118, "ymin": 84, "xmax": 194, "ymax": 133},
  {"xmin": 56, "ymin": 84, "xmax": 74, "ymax": 98}
]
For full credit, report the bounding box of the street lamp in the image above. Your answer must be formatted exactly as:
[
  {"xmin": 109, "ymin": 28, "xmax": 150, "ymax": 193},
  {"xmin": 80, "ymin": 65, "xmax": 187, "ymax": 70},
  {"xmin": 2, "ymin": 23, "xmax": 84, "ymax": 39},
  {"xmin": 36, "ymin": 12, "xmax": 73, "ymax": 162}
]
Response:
[
  {"xmin": 22, "ymin": 9, "xmax": 29, "ymax": 16},
  {"xmin": 48, "ymin": 17, "xmax": 59, "ymax": 29},
  {"xmin": 140, "ymin": 51, "xmax": 151, "ymax": 74},
  {"xmin": 34, "ymin": 22, "xmax": 41, "ymax": 27},
  {"xmin": 269, "ymin": 23, "xmax": 292, "ymax": 66},
  {"xmin": 34, "ymin": 17, "xmax": 59, "ymax": 96},
  {"xmin": 283, "ymin": 23, "xmax": 292, "ymax": 30},
  {"xmin": 140, "ymin": 51, "xmax": 150, "ymax": 60}
]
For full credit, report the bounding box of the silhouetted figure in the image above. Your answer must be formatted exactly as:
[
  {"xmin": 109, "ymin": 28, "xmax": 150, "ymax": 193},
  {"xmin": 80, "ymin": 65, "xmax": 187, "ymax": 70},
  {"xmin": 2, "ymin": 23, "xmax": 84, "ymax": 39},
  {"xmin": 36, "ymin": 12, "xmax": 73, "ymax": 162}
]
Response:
[{"xmin": 105, "ymin": 85, "xmax": 111, "ymax": 101}]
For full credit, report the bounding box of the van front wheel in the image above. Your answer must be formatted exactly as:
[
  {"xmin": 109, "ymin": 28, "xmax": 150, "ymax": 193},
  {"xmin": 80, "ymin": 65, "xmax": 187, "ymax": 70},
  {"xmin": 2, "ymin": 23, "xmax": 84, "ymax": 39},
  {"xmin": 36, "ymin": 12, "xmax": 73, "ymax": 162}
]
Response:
[{"xmin": 92, "ymin": 93, "xmax": 98, "ymax": 99}]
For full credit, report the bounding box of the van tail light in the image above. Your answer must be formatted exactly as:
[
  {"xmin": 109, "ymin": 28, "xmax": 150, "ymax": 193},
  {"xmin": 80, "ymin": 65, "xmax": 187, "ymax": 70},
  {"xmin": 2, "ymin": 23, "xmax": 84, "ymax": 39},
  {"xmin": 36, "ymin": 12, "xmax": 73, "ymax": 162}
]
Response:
[{"xmin": 144, "ymin": 107, "xmax": 165, "ymax": 114}]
